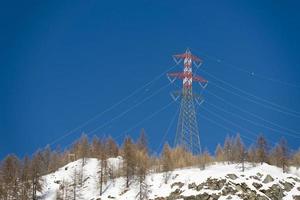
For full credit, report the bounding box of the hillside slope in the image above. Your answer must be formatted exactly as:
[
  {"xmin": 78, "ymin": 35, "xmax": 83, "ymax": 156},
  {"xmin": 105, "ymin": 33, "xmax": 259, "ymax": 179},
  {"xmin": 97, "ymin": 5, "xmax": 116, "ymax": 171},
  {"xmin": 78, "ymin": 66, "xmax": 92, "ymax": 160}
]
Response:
[{"xmin": 41, "ymin": 158, "xmax": 300, "ymax": 200}]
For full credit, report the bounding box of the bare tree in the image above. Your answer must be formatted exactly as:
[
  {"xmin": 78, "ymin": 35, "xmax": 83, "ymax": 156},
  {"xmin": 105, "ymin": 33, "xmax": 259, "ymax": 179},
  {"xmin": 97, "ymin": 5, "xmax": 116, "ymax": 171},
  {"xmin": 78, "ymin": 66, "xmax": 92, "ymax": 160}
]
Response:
[
  {"xmin": 78, "ymin": 134, "xmax": 90, "ymax": 166},
  {"xmin": 20, "ymin": 156, "xmax": 31, "ymax": 200},
  {"xmin": 99, "ymin": 138, "xmax": 108, "ymax": 196},
  {"xmin": 106, "ymin": 136, "xmax": 119, "ymax": 158},
  {"xmin": 256, "ymin": 134, "xmax": 268, "ymax": 165},
  {"xmin": 122, "ymin": 136, "xmax": 136, "ymax": 188},
  {"xmin": 48, "ymin": 149, "xmax": 62, "ymax": 173},
  {"xmin": 30, "ymin": 151, "xmax": 44, "ymax": 200},
  {"xmin": 136, "ymin": 150, "xmax": 149, "ymax": 200},
  {"xmin": 161, "ymin": 143, "xmax": 172, "ymax": 184},
  {"xmin": 136, "ymin": 129, "xmax": 148, "ymax": 154},
  {"xmin": 41, "ymin": 145, "xmax": 52, "ymax": 174},
  {"xmin": 91, "ymin": 136, "xmax": 102, "ymax": 158},
  {"xmin": 247, "ymin": 145, "xmax": 256, "ymax": 166},
  {"xmin": 233, "ymin": 133, "xmax": 244, "ymax": 163},
  {"xmin": 72, "ymin": 168, "xmax": 78, "ymax": 200},
  {"xmin": 215, "ymin": 143, "xmax": 224, "ymax": 162},
  {"xmin": 292, "ymin": 149, "xmax": 300, "ymax": 169},
  {"xmin": 200, "ymin": 148, "xmax": 211, "ymax": 170},
  {"xmin": 1, "ymin": 154, "xmax": 20, "ymax": 200},
  {"xmin": 223, "ymin": 135, "xmax": 234, "ymax": 163},
  {"xmin": 271, "ymin": 138, "xmax": 289, "ymax": 172}
]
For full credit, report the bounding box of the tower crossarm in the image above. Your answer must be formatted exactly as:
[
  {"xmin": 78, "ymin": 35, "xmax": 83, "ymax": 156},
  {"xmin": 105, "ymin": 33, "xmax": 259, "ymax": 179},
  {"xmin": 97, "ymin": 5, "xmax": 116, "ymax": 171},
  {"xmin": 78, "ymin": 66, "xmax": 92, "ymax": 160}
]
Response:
[
  {"xmin": 173, "ymin": 52, "xmax": 202, "ymax": 62},
  {"xmin": 192, "ymin": 75, "xmax": 208, "ymax": 83},
  {"xmin": 167, "ymin": 72, "xmax": 187, "ymax": 79},
  {"xmin": 167, "ymin": 72, "xmax": 207, "ymax": 83}
]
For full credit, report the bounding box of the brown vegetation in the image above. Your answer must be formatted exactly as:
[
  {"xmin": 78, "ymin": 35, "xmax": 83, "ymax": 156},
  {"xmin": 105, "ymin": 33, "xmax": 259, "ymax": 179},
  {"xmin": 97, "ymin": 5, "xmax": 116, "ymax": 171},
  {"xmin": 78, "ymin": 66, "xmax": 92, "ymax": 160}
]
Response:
[{"xmin": 0, "ymin": 130, "xmax": 298, "ymax": 199}]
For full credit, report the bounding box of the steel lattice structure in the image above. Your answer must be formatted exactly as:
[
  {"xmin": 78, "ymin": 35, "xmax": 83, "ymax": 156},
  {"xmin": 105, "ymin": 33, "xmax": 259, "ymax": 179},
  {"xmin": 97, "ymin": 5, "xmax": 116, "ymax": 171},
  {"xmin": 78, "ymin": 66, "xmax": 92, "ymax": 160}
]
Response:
[{"xmin": 167, "ymin": 49, "xmax": 208, "ymax": 154}]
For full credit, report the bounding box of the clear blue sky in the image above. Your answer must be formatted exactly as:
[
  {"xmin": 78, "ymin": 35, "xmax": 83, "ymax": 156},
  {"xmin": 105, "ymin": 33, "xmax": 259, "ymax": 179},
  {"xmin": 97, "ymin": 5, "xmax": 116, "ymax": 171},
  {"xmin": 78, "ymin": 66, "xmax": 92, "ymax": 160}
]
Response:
[{"xmin": 1, "ymin": 0, "xmax": 300, "ymax": 159}]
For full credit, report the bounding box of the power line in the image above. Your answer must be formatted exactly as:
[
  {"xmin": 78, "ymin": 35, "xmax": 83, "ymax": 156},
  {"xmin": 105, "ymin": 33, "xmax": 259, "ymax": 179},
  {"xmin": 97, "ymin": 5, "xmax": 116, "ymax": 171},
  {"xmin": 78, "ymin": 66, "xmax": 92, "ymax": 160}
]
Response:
[
  {"xmin": 192, "ymin": 48, "xmax": 300, "ymax": 89},
  {"xmin": 205, "ymin": 101, "xmax": 300, "ymax": 139},
  {"xmin": 197, "ymin": 113, "xmax": 256, "ymax": 144},
  {"xmin": 155, "ymin": 105, "xmax": 180, "ymax": 154},
  {"xmin": 64, "ymin": 83, "xmax": 173, "ymax": 149},
  {"xmin": 113, "ymin": 100, "xmax": 175, "ymax": 141},
  {"xmin": 200, "ymin": 106, "xmax": 277, "ymax": 145},
  {"xmin": 202, "ymin": 69, "xmax": 300, "ymax": 118},
  {"xmin": 47, "ymin": 64, "xmax": 178, "ymax": 147},
  {"xmin": 86, "ymin": 82, "xmax": 171, "ymax": 136},
  {"xmin": 203, "ymin": 71, "xmax": 300, "ymax": 118},
  {"xmin": 205, "ymin": 90, "xmax": 300, "ymax": 140}
]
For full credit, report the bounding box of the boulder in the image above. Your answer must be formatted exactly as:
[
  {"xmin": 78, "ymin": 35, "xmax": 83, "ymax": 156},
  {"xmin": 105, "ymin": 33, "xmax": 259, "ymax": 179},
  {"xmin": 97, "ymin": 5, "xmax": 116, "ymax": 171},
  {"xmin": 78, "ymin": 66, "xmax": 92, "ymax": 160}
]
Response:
[
  {"xmin": 252, "ymin": 182, "xmax": 263, "ymax": 189},
  {"xmin": 249, "ymin": 175, "xmax": 260, "ymax": 181},
  {"xmin": 171, "ymin": 182, "xmax": 184, "ymax": 189},
  {"xmin": 293, "ymin": 195, "xmax": 300, "ymax": 200},
  {"xmin": 256, "ymin": 173, "xmax": 263, "ymax": 178},
  {"xmin": 280, "ymin": 181, "xmax": 294, "ymax": 192},
  {"xmin": 263, "ymin": 175, "xmax": 274, "ymax": 184},
  {"xmin": 260, "ymin": 184, "xmax": 284, "ymax": 200},
  {"xmin": 226, "ymin": 174, "xmax": 238, "ymax": 180},
  {"xmin": 288, "ymin": 177, "xmax": 300, "ymax": 183},
  {"xmin": 188, "ymin": 182, "xmax": 197, "ymax": 190},
  {"xmin": 205, "ymin": 178, "xmax": 226, "ymax": 190},
  {"xmin": 222, "ymin": 186, "xmax": 237, "ymax": 196}
]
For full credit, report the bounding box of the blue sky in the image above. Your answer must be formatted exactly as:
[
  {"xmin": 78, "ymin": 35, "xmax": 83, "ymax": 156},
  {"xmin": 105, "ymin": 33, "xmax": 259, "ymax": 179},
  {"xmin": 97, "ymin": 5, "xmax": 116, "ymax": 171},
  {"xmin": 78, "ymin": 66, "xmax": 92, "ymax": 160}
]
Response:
[{"xmin": 1, "ymin": 0, "xmax": 300, "ymax": 158}]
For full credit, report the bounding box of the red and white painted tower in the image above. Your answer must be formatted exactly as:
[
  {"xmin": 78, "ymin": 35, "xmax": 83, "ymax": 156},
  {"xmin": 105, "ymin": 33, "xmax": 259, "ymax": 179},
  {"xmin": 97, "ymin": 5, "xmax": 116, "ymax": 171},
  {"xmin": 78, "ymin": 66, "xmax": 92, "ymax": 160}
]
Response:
[{"xmin": 167, "ymin": 49, "xmax": 208, "ymax": 154}]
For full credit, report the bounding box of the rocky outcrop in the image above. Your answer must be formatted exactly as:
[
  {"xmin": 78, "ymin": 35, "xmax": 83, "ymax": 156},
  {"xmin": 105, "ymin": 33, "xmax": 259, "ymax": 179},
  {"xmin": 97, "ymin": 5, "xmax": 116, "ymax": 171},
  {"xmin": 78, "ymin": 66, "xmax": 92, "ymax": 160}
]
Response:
[
  {"xmin": 226, "ymin": 174, "xmax": 238, "ymax": 180},
  {"xmin": 294, "ymin": 195, "xmax": 300, "ymax": 200},
  {"xmin": 260, "ymin": 184, "xmax": 284, "ymax": 200},
  {"xmin": 150, "ymin": 173, "xmax": 300, "ymax": 200},
  {"xmin": 171, "ymin": 182, "xmax": 184, "ymax": 189},
  {"xmin": 262, "ymin": 175, "xmax": 274, "ymax": 183}
]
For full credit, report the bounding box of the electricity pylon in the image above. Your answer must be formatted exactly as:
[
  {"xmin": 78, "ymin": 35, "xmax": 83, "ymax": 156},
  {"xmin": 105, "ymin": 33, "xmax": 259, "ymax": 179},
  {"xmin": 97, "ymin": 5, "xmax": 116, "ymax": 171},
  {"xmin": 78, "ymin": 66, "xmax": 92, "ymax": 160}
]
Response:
[{"xmin": 167, "ymin": 49, "xmax": 208, "ymax": 154}]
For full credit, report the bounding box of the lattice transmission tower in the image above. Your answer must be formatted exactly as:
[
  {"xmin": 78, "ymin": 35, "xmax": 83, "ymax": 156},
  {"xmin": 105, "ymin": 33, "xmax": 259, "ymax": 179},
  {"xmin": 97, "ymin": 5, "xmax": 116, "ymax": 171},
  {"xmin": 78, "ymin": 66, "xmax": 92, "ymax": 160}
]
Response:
[{"xmin": 167, "ymin": 49, "xmax": 208, "ymax": 154}]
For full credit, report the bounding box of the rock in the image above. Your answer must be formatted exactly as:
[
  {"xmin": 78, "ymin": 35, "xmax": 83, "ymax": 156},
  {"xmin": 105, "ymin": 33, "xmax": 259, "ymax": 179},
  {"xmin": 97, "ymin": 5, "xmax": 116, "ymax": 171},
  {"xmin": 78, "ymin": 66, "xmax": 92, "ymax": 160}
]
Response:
[
  {"xmin": 205, "ymin": 178, "xmax": 226, "ymax": 190},
  {"xmin": 288, "ymin": 177, "xmax": 300, "ymax": 183},
  {"xmin": 235, "ymin": 184, "xmax": 243, "ymax": 192},
  {"xmin": 298, "ymin": 187, "xmax": 300, "ymax": 191},
  {"xmin": 183, "ymin": 192, "xmax": 219, "ymax": 200},
  {"xmin": 263, "ymin": 175, "xmax": 274, "ymax": 183},
  {"xmin": 197, "ymin": 192, "xmax": 215, "ymax": 200},
  {"xmin": 257, "ymin": 173, "xmax": 263, "ymax": 178},
  {"xmin": 226, "ymin": 174, "xmax": 238, "ymax": 180},
  {"xmin": 172, "ymin": 174, "xmax": 179, "ymax": 179},
  {"xmin": 183, "ymin": 196, "xmax": 195, "ymax": 200},
  {"xmin": 250, "ymin": 175, "xmax": 260, "ymax": 181},
  {"xmin": 222, "ymin": 186, "xmax": 237, "ymax": 196},
  {"xmin": 188, "ymin": 182, "xmax": 197, "ymax": 189},
  {"xmin": 196, "ymin": 183, "xmax": 204, "ymax": 191},
  {"xmin": 171, "ymin": 182, "xmax": 184, "ymax": 189},
  {"xmin": 252, "ymin": 182, "xmax": 263, "ymax": 189},
  {"xmin": 210, "ymin": 193, "xmax": 220, "ymax": 200},
  {"xmin": 169, "ymin": 188, "xmax": 183, "ymax": 199},
  {"xmin": 293, "ymin": 195, "xmax": 300, "ymax": 200},
  {"xmin": 260, "ymin": 184, "xmax": 284, "ymax": 200},
  {"xmin": 108, "ymin": 195, "xmax": 115, "ymax": 199},
  {"xmin": 280, "ymin": 181, "xmax": 294, "ymax": 192},
  {"xmin": 233, "ymin": 182, "xmax": 254, "ymax": 194}
]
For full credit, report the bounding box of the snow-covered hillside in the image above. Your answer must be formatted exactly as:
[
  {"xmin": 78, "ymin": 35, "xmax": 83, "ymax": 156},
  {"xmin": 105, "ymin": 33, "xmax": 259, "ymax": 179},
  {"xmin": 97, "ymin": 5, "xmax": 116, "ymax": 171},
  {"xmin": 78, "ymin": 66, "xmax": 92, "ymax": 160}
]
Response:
[{"xmin": 41, "ymin": 158, "xmax": 300, "ymax": 200}]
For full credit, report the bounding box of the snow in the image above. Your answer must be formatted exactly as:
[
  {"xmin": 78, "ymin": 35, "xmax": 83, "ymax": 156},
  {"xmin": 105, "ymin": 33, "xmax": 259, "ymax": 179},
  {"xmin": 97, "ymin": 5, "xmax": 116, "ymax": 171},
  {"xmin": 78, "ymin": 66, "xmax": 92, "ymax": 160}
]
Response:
[{"xmin": 41, "ymin": 159, "xmax": 300, "ymax": 200}]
